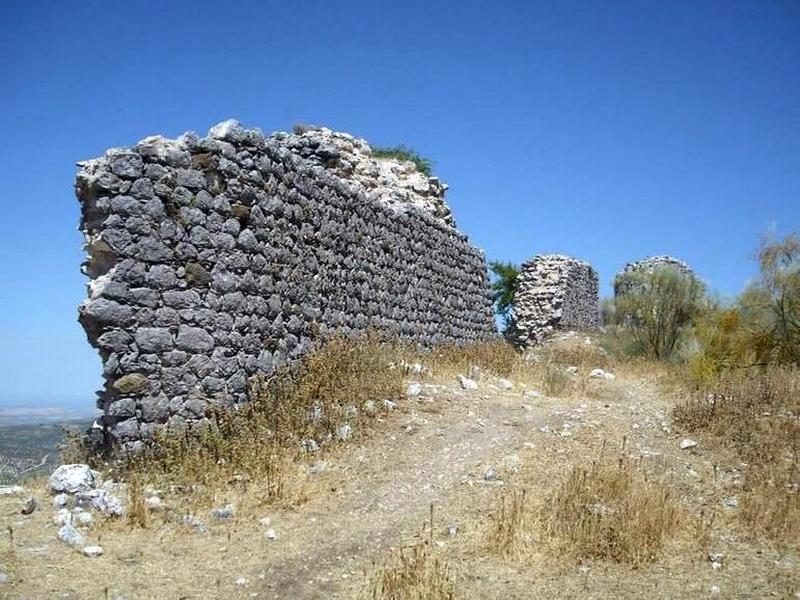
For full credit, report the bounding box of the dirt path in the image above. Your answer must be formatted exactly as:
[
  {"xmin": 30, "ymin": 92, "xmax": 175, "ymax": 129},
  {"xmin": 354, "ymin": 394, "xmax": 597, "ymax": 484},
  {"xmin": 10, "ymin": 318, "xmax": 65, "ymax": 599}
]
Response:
[
  {"xmin": 2, "ymin": 370, "xmax": 797, "ymax": 599},
  {"xmin": 255, "ymin": 383, "xmax": 541, "ymax": 598}
]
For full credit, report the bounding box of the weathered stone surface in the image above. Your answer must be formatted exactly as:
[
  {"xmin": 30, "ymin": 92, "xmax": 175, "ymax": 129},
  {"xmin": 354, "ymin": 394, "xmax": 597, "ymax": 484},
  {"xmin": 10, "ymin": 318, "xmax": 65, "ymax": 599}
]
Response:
[
  {"xmin": 509, "ymin": 254, "xmax": 600, "ymax": 347},
  {"xmin": 112, "ymin": 373, "xmax": 149, "ymax": 394},
  {"xmin": 134, "ymin": 327, "xmax": 174, "ymax": 353},
  {"xmin": 76, "ymin": 119, "xmax": 496, "ymax": 448},
  {"xmin": 49, "ymin": 464, "xmax": 97, "ymax": 494},
  {"xmin": 176, "ymin": 326, "xmax": 215, "ymax": 352}
]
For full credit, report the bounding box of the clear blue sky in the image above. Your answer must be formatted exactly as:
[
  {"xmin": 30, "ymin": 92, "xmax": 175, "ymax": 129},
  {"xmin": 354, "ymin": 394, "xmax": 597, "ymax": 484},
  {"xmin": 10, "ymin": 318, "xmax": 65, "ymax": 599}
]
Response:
[{"xmin": 0, "ymin": 0, "xmax": 797, "ymax": 408}]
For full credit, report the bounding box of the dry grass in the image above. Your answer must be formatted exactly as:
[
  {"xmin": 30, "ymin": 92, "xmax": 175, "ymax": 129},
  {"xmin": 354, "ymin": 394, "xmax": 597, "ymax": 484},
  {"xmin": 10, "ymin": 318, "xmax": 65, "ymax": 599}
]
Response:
[
  {"xmin": 421, "ymin": 340, "xmax": 520, "ymax": 380},
  {"xmin": 366, "ymin": 541, "xmax": 455, "ymax": 600},
  {"xmin": 486, "ymin": 489, "xmax": 529, "ymax": 558},
  {"xmin": 673, "ymin": 367, "xmax": 800, "ymax": 542},
  {"xmin": 91, "ymin": 331, "xmax": 406, "ymax": 513},
  {"xmin": 537, "ymin": 447, "xmax": 682, "ymax": 565}
]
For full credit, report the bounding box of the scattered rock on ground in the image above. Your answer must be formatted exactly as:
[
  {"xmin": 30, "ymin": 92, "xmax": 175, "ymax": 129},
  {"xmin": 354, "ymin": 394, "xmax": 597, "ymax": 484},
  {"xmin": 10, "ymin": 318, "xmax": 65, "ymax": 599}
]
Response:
[
  {"xmin": 406, "ymin": 383, "xmax": 422, "ymax": 397},
  {"xmin": 50, "ymin": 464, "xmax": 97, "ymax": 494},
  {"xmin": 459, "ymin": 375, "xmax": 478, "ymax": 390},
  {"xmin": 75, "ymin": 488, "xmax": 124, "ymax": 516},
  {"xmin": 265, "ymin": 528, "xmax": 277, "ymax": 540},
  {"xmin": 709, "ymin": 552, "xmax": 724, "ymax": 570},
  {"xmin": 483, "ymin": 467, "xmax": 498, "ymax": 481},
  {"xmin": 145, "ymin": 496, "xmax": 164, "ymax": 511},
  {"xmin": 53, "ymin": 493, "xmax": 70, "ymax": 508},
  {"xmin": 309, "ymin": 461, "xmax": 328, "ymax": 474},
  {"xmin": 502, "ymin": 454, "xmax": 521, "ymax": 472},
  {"xmin": 300, "ymin": 438, "xmax": 319, "ymax": 453},
  {"xmin": 211, "ymin": 504, "xmax": 235, "ymax": 520},
  {"xmin": 0, "ymin": 485, "xmax": 24, "ymax": 496},
  {"xmin": 680, "ymin": 438, "xmax": 698, "ymax": 450},
  {"xmin": 181, "ymin": 515, "xmax": 207, "ymax": 533},
  {"xmin": 336, "ymin": 424, "xmax": 352, "ymax": 441},
  {"xmin": 722, "ymin": 496, "xmax": 739, "ymax": 509},
  {"xmin": 55, "ymin": 508, "xmax": 73, "ymax": 526},
  {"xmin": 74, "ymin": 511, "xmax": 94, "ymax": 527},
  {"xmin": 21, "ymin": 496, "xmax": 38, "ymax": 515},
  {"xmin": 82, "ymin": 545, "xmax": 104, "ymax": 558},
  {"xmin": 57, "ymin": 523, "xmax": 86, "ymax": 547},
  {"xmin": 497, "ymin": 378, "xmax": 514, "ymax": 390}
]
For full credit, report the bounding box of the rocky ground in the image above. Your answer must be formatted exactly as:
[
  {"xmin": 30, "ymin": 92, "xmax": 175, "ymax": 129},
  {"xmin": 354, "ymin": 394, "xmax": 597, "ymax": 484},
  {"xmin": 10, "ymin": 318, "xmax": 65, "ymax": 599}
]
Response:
[{"xmin": 0, "ymin": 349, "xmax": 797, "ymax": 599}]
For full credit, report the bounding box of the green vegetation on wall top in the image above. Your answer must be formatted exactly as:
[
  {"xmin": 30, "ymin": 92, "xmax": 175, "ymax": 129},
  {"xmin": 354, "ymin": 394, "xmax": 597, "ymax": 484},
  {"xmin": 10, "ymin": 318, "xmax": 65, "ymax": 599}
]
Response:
[{"xmin": 371, "ymin": 145, "xmax": 434, "ymax": 177}]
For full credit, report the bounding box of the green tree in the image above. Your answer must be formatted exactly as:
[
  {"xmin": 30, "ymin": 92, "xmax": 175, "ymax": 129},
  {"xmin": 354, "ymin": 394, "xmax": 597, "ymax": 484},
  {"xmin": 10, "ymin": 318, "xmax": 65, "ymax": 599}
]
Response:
[
  {"xmin": 742, "ymin": 232, "xmax": 800, "ymax": 365},
  {"xmin": 613, "ymin": 267, "xmax": 706, "ymax": 360},
  {"xmin": 489, "ymin": 261, "xmax": 519, "ymax": 330}
]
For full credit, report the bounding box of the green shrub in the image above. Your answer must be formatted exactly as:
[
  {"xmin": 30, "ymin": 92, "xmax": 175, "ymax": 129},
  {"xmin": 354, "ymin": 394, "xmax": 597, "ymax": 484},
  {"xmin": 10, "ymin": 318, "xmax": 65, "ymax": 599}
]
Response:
[
  {"xmin": 610, "ymin": 267, "xmax": 706, "ymax": 360},
  {"xmin": 371, "ymin": 145, "xmax": 434, "ymax": 176},
  {"xmin": 687, "ymin": 232, "xmax": 799, "ymax": 382}
]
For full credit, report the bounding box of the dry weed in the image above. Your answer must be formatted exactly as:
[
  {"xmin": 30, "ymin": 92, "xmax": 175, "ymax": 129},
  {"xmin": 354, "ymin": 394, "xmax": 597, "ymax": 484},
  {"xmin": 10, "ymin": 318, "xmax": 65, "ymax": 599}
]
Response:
[
  {"xmin": 366, "ymin": 541, "xmax": 455, "ymax": 600},
  {"xmin": 674, "ymin": 367, "xmax": 799, "ymax": 542},
  {"xmin": 487, "ymin": 489, "xmax": 529, "ymax": 558},
  {"xmin": 538, "ymin": 448, "xmax": 682, "ymax": 564},
  {"xmin": 422, "ymin": 341, "xmax": 519, "ymax": 380}
]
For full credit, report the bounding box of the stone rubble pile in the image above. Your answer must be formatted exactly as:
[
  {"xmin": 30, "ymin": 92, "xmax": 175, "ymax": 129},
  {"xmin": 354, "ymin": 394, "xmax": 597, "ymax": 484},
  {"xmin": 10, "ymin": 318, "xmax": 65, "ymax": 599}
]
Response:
[
  {"xmin": 75, "ymin": 119, "xmax": 495, "ymax": 451},
  {"xmin": 613, "ymin": 255, "xmax": 695, "ymax": 296},
  {"xmin": 508, "ymin": 254, "xmax": 600, "ymax": 347},
  {"xmin": 279, "ymin": 126, "xmax": 455, "ymax": 226}
]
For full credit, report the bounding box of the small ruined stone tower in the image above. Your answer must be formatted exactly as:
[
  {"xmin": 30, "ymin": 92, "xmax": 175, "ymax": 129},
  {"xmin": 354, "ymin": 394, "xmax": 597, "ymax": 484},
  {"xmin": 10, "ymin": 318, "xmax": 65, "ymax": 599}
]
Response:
[
  {"xmin": 613, "ymin": 255, "xmax": 695, "ymax": 296},
  {"xmin": 509, "ymin": 254, "xmax": 600, "ymax": 347}
]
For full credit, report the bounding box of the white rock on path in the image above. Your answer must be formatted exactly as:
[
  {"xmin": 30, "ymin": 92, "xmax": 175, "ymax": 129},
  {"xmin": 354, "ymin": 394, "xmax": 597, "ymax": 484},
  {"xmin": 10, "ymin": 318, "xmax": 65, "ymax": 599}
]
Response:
[
  {"xmin": 406, "ymin": 383, "xmax": 422, "ymax": 397},
  {"xmin": 265, "ymin": 528, "xmax": 277, "ymax": 540},
  {"xmin": 145, "ymin": 496, "xmax": 164, "ymax": 511},
  {"xmin": 21, "ymin": 496, "xmax": 38, "ymax": 515},
  {"xmin": 0, "ymin": 485, "xmax": 24, "ymax": 496},
  {"xmin": 54, "ymin": 508, "xmax": 73, "ymax": 526},
  {"xmin": 458, "ymin": 375, "xmax": 478, "ymax": 390},
  {"xmin": 58, "ymin": 523, "xmax": 85, "ymax": 547},
  {"xmin": 82, "ymin": 545, "xmax": 103, "ymax": 558},
  {"xmin": 680, "ymin": 438, "xmax": 699, "ymax": 450},
  {"xmin": 49, "ymin": 464, "xmax": 97, "ymax": 494},
  {"xmin": 497, "ymin": 378, "xmax": 514, "ymax": 390},
  {"xmin": 336, "ymin": 424, "xmax": 352, "ymax": 441},
  {"xmin": 74, "ymin": 511, "xmax": 94, "ymax": 527},
  {"xmin": 590, "ymin": 368, "xmax": 616, "ymax": 380}
]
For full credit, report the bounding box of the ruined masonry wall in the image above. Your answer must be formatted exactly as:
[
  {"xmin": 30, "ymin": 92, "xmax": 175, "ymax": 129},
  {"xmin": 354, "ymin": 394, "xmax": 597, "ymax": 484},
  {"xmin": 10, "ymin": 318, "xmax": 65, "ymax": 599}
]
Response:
[
  {"xmin": 510, "ymin": 254, "xmax": 600, "ymax": 347},
  {"xmin": 76, "ymin": 120, "xmax": 495, "ymax": 451}
]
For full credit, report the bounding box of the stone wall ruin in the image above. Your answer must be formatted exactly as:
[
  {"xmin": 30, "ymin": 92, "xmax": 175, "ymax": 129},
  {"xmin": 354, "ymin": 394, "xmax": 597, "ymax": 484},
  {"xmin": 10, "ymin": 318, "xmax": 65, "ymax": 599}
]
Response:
[
  {"xmin": 508, "ymin": 254, "xmax": 600, "ymax": 347},
  {"xmin": 613, "ymin": 255, "xmax": 695, "ymax": 296},
  {"xmin": 75, "ymin": 120, "xmax": 495, "ymax": 451}
]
